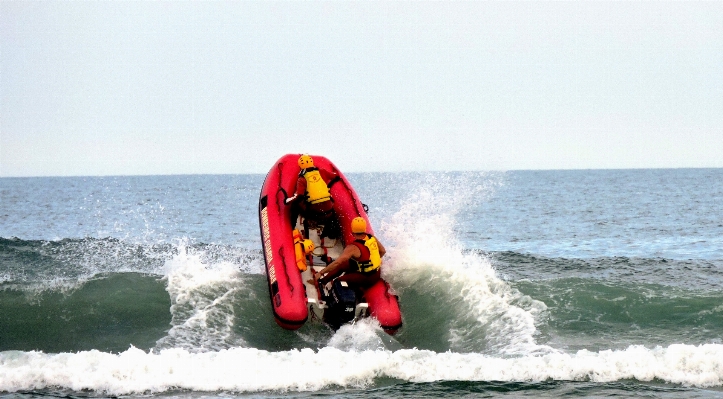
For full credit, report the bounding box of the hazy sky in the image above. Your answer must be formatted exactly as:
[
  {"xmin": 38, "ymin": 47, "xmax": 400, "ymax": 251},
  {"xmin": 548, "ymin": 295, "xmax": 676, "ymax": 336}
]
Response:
[{"xmin": 2, "ymin": 1, "xmax": 722, "ymax": 177}]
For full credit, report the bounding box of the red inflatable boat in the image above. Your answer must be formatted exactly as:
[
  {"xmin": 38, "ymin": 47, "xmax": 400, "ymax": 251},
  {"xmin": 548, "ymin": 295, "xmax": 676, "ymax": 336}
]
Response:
[{"xmin": 258, "ymin": 154, "xmax": 402, "ymax": 334}]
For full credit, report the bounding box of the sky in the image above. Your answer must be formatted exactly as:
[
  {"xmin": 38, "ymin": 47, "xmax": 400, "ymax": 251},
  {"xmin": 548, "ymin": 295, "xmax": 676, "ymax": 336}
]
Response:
[{"xmin": 1, "ymin": 1, "xmax": 722, "ymax": 177}]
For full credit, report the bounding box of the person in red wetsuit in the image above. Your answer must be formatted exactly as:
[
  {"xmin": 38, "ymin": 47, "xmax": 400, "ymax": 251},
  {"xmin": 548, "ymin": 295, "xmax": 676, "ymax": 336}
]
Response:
[
  {"xmin": 285, "ymin": 154, "xmax": 341, "ymax": 238},
  {"xmin": 310, "ymin": 217, "xmax": 384, "ymax": 289}
]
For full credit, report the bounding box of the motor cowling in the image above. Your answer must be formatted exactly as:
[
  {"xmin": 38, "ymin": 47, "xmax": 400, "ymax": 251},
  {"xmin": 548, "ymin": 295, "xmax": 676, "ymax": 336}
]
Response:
[{"xmin": 323, "ymin": 279, "xmax": 356, "ymax": 329}]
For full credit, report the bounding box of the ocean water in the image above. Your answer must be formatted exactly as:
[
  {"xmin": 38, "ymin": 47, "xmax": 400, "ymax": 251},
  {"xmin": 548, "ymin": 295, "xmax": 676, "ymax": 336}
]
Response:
[{"xmin": 1, "ymin": 169, "xmax": 722, "ymax": 398}]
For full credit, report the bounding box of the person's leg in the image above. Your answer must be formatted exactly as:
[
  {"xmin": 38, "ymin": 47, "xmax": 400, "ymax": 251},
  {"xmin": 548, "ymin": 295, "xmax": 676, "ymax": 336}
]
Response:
[{"xmin": 321, "ymin": 214, "xmax": 341, "ymax": 239}]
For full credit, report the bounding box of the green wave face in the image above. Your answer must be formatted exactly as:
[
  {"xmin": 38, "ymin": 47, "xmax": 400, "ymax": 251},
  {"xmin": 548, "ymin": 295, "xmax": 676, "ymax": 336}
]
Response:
[
  {"xmin": 4, "ymin": 236, "xmax": 723, "ymax": 356},
  {"xmin": 0, "ymin": 273, "xmax": 171, "ymax": 353},
  {"xmin": 515, "ymin": 278, "xmax": 723, "ymax": 351}
]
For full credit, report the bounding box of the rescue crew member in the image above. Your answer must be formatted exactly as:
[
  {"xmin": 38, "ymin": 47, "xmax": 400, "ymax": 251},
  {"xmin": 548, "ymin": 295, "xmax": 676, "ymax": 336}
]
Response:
[
  {"xmin": 309, "ymin": 217, "xmax": 385, "ymax": 289},
  {"xmin": 285, "ymin": 154, "xmax": 340, "ymax": 238}
]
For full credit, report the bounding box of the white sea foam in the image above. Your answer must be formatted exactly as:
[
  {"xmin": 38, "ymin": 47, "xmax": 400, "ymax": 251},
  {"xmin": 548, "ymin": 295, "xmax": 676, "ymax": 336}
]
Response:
[
  {"xmin": 326, "ymin": 318, "xmax": 405, "ymax": 352},
  {"xmin": 378, "ymin": 174, "xmax": 551, "ymax": 355},
  {"xmin": 155, "ymin": 243, "xmax": 247, "ymax": 351},
  {"xmin": 2, "ymin": 344, "xmax": 723, "ymax": 394}
]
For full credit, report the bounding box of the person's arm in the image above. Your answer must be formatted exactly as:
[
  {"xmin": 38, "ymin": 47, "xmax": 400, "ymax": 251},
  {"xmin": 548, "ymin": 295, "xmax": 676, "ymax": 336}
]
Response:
[
  {"xmin": 320, "ymin": 168, "xmax": 340, "ymax": 187},
  {"xmin": 312, "ymin": 244, "xmax": 360, "ymax": 284},
  {"xmin": 285, "ymin": 177, "xmax": 307, "ymax": 204}
]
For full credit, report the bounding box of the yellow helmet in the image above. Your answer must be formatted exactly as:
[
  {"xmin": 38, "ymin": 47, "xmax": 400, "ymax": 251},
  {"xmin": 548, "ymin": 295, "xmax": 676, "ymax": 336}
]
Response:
[
  {"xmin": 302, "ymin": 239, "xmax": 315, "ymax": 254},
  {"xmin": 298, "ymin": 154, "xmax": 314, "ymax": 169},
  {"xmin": 351, "ymin": 217, "xmax": 367, "ymax": 234}
]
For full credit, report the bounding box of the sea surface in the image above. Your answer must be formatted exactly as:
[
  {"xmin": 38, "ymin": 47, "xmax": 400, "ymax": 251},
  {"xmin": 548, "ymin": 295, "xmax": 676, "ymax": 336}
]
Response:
[{"xmin": 1, "ymin": 168, "xmax": 722, "ymax": 398}]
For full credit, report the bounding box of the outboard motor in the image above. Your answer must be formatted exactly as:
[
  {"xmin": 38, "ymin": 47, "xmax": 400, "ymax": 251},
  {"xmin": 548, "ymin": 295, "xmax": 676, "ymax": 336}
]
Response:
[{"xmin": 322, "ymin": 279, "xmax": 356, "ymax": 330}]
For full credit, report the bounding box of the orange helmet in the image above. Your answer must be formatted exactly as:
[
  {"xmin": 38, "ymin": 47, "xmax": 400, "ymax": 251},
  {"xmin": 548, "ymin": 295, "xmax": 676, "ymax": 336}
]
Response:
[
  {"xmin": 351, "ymin": 217, "xmax": 367, "ymax": 234},
  {"xmin": 302, "ymin": 239, "xmax": 315, "ymax": 253},
  {"xmin": 298, "ymin": 154, "xmax": 314, "ymax": 169}
]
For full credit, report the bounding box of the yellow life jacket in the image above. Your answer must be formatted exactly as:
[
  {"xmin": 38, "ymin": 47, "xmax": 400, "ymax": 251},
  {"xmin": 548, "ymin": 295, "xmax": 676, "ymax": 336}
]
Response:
[
  {"xmin": 350, "ymin": 235, "xmax": 382, "ymax": 274},
  {"xmin": 302, "ymin": 168, "xmax": 331, "ymax": 205},
  {"xmin": 292, "ymin": 229, "xmax": 312, "ymax": 271}
]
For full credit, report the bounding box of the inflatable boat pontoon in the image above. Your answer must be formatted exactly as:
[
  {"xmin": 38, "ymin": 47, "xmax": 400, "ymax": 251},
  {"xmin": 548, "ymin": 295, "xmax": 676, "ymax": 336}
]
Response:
[{"xmin": 258, "ymin": 154, "xmax": 402, "ymax": 334}]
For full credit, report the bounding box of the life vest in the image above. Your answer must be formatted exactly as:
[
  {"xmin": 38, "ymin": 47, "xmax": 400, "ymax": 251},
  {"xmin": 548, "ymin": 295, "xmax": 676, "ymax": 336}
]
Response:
[
  {"xmin": 349, "ymin": 235, "xmax": 381, "ymax": 274},
  {"xmin": 300, "ymin": 167, "xmax": 331, "ymax": 205},
  {"xmin": 292, "ymin": 229, "xmax": 312, "ymax": 271}
]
